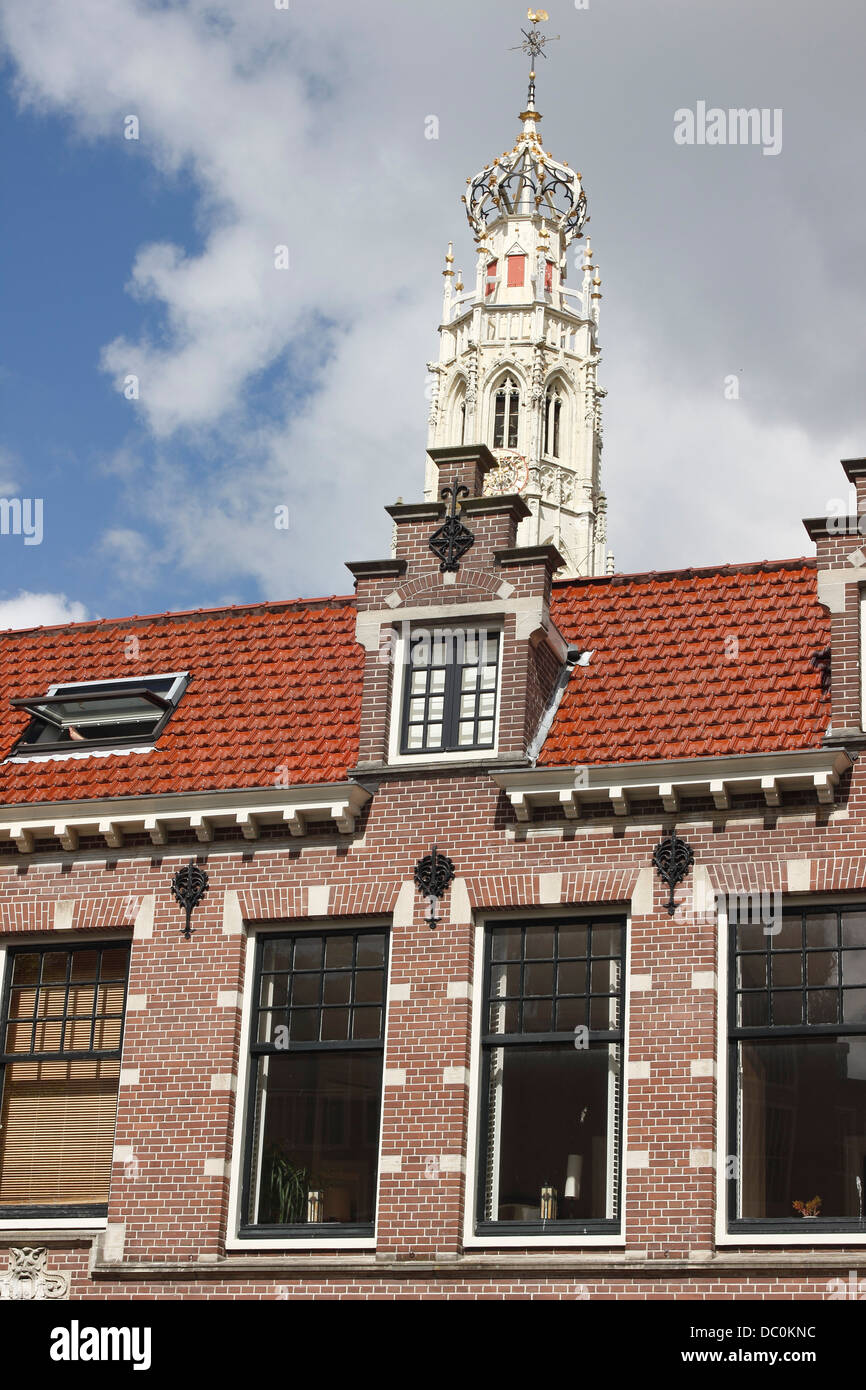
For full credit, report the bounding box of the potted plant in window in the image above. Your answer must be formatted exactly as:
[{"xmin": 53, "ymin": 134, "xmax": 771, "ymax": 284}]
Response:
[
  {"xmin": 262, "ymin": 1144, "xmax": 312, "ymax": 1225},
  {"xmin": 792, "ymin": 1195, "xmax": 822, "ymax": 1218}
]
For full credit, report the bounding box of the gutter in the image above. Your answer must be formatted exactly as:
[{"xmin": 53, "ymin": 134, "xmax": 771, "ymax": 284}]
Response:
[{"xmin": 526, "ymin": 644, "xmax": 583, "ymax": 764}]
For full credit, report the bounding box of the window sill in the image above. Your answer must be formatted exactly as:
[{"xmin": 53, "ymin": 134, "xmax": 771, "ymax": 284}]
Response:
[
  {"xmin": 227, "ymin": 1234, "xmax": 376, "ymax": 1252},
  {"xmin": 466, "ymin": 1232, "xmax": 624, "ymax": 1249},
  {"xmin": 720, "ymin": 1228, "xmax": 866, "ymax": 1247},
  {"xmin": 0, "ymin": 1217, "xmax": 107, "ymax": 1231}
]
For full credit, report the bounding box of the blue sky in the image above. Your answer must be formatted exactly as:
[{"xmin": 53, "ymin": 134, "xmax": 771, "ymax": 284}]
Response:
[{"xmin": 1, "ymin": 0, "xmax": 865, "ymax": 630}]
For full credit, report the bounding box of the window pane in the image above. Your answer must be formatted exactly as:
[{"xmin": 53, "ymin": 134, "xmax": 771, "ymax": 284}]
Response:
[
  {"xmin": 523, "ymin": 999, "xmax": 553, "ymax": 1032},
  {"xmin": 488, "ymin": 1001, "xmax": 519, "ymax": 1033},
  {"xmin": 738, "ymin": 1037, "xmax": 866, "ymax": 1220},
  {"xmin": 771, "ymin": 953, "xmax": 802, "ymax": 987},
  {"xmin": 736, "ymin": 922, "xmax": 766, "ymax": 951},
  {"xmin": 262, "ymin": 939, "xmax": 293, "ymax": 973},
  {"xmin": 771, "ymin": 918, "xmax": 802, "ymax": 950},
  {"xmin": 41, "ymin": 953, "xmax": 68, "ymax": 985},
  {"xmin": 490, "ymin": 962, "xmax": 521, "ymax": 997},
  {"xmin": 558, "ymin": 924, "xmax": 587, "ymax": 958},
  {"xmin": 805, "ymin": 913, "xmax": 838, "ymax": 948},
  {"xmin": 737, "ymin": 955, "xmax": 767, "ymax": 988},
  {"xmin": 842, "ymin": 951, "xmax": 866, "ymax": 986},
  {"xmin": 738, "ymin": 992, "xmax": 768, "ymax": 1027},
  {"xmin": 807, "ymin": 952, "xmax": 838, "ymax": 987},
  {"xmin": 291, "ymin": 974, "xmax": 319, "ymax": 1007},
  {"xmin": 482, "ymin": 1044, "xmax": 619, "ymax": 1223},
  {"xmin": 356, "ymin": 935, "xmax": 385, "ymax": 969},
  {"xmin": 843, "ymin": 989, "xmax": 866, "ymax": 1024},
  {"xmin": 249, "ymin": 1051, "xmax": 383, "ymax": 1226},
  {"xmin": 525, "ymin": 929, "xmax": 554, "ymax": 960},
  {"xmin": 524, "ymin": 963, "xmax": 554, "ymax": 997},
  {"xmin": 294, "ymin": 938, "xmax": 323, "ymax": 971},
  {"xmin": 842, "ymin": 912, "xmax": 866, "ymax": 948},
  {"xmin": 323, "ymin": 974, "xmax": 351, "ymax": 1007},
  {"xmin": 320, "ymin": 1009, "xmax": 351, "ymax": 1042},
  {"xmin": 806, "ymin": 990, "xmax": 839, "ymax": 1025},
  {"xmin": 771, "ymin": 991, "xmax": 802, "ymax": 1026},
  {"xmin": 557, "ymin": 961, "xmax": 586, "ymax": 995},
  {"xmin": 491, "ymin": 927, "xmax": 522, "ymax": 962},
  {"xmin": 592, "ymin": 926, "xmax": 622, "ymax": 957},
  {"xmin": 350, "ymin": 1007, "xmax": 382, "ymax": 1041},
  {"xmin": 353, "ymin": 971, "xmax": 383, "ymax": 1005}
]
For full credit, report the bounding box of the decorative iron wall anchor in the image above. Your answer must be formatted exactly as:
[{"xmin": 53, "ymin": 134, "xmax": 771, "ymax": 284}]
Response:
[
  {"xmin": 414, "ymin": 844, "xmax": 456, "ymax": 929},
  {"xmin": 652, "ymin": 831, "xmax": 695, "ymax": 916},
  {"xmin": 171, "ymin": 858, "xmax": 210, "ymax": 939},
  {"xmin": 429, "ymin": 478, "xmax": 474, "ymax": 573}
]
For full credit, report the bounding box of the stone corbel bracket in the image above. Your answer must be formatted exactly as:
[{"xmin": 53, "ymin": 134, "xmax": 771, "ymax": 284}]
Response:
[
  {"xmin": 0, "ymin": 782, "xmax": 372, "ymax": 857},
  {"xmin": 494, "ymin": 749, "xmax": 852, "ymax": 823}
]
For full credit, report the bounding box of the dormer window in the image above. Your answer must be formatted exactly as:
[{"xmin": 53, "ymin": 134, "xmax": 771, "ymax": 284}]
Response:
[
  {"xmin": 493, "ymin": 377, "xmax": 520, "ymax": 451},
  {"xmin": 9, "ymin": 673, "xmax": 188, "ymax": 756},
  {"xmin": 400, "ymin": 629, "xmax": 500, "ymax": 755}
]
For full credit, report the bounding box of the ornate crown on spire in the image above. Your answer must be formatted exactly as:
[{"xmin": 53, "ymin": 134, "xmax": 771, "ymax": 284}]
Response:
[{"xmin": 462, "ymin": 9, "xmax": 588, "ymax": 248}]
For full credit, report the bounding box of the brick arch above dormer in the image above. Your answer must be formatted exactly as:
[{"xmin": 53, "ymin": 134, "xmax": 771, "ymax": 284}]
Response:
[{"xmin": 395, "ymin": 568, "xmax": 505, "ymax": 608}]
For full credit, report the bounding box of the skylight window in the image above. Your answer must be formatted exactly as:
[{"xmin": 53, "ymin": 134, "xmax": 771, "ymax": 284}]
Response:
[{"xmin": 9, "ymin": 673, "xmax": 188, "ymax": 754}]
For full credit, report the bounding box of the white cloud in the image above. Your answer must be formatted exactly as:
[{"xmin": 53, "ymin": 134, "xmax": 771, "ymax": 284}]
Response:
[
  {"xmin": 0, "ymin": 591, "xmax": 90, "ymax": 630},
  {"xmin": 1, "ymin": 0, "xmax": 864, "ymax": 601}
]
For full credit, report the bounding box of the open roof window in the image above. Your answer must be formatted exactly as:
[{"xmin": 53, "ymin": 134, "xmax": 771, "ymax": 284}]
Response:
[{"xmin": 9, "ymin": 673, "xmax": 188, "ymax": 754}]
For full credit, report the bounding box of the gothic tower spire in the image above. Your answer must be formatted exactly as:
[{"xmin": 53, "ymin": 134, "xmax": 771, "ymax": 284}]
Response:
[{"xmin": 425, "ymin": 9, "xmax": 611, "ymax": 578}]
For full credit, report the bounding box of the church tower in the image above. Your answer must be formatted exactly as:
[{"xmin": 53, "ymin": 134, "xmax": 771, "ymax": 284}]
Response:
[{"xmin": 425, "ymin": 12, "xmax": 611, "ymax": 577}]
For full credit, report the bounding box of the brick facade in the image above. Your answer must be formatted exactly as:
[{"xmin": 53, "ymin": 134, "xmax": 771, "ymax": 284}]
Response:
[{"xmin": 0, "ymin": 456, "xmax": 865, "ymax": 1301}]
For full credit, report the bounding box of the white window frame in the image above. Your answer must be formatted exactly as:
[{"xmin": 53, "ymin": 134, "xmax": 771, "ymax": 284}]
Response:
[
  {"xmin": 226, "ymin": 919, "xmax": 393, "ymax": 1251},
  {"xmin": 0, "ymin": 933, "xmax": 127, "ymax": 1232},
  {"xmin": 462, "ymin": 906, "xmax": 630, "ymax": 1248},
  {"xmin": 387, "ymin": 622, "xmax": 505, "ymax": 766}
]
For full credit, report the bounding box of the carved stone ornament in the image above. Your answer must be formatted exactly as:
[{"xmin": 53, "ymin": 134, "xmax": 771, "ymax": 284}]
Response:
[
  {"xmin": 0, "ymin": 1247, "xmax": 70, "ymax": 1301},
  {"xmin": 483, "ymin": 450, "xmax": 529, "ymax": 496}
]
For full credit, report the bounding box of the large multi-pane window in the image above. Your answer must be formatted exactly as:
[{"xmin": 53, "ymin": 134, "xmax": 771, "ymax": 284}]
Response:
[
  {"xmin": 400, "ymin": 628, "xmax": 500, "ymax": 755},
  {"xmin": 241, "ymin": 928, "xmax": 388, "ymax": 1235},
  {"xmin": 0, "ymin": 941, "xmax": 130, "ymax": 1216},
  {"xmin": 477, "ymin": 918, "xmax": 625, "ymax": 1234},
  {"xmin": 728, "ymin": 905, "xmax": 866, "ymax": 1232}
]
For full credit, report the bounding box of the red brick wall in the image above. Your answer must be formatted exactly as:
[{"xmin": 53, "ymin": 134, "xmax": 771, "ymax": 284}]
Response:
[{"xmin": 2, "ymin": 766, "xmax": 866, "ymax": 1299}]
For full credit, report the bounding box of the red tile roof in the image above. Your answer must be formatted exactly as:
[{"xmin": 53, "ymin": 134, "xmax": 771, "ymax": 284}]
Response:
[
  {"xmin": 0, "ymin": 598, "xmax": 362, "ymax": 805},
  {"xmin": 542, "ymin": 559, "xmax": 830, "ymax": 767},
  {"xmin": 0, "ymin": 559, "xmax": 830, "ymax": 806}
]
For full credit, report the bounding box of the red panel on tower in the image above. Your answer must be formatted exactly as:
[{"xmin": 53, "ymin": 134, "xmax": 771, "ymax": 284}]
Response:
[{"xmin": 506, "ymin": 254, "xmax": 526, "ymax": 287}]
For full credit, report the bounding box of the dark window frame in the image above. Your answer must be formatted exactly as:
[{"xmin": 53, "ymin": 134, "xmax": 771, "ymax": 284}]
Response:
[
  {"xmin": 474, "ymin": 914, "xmax": 626, "ymax": 1238},
  {"xmin": 0, "ymin": 939, "xmax": 131, "ymax": 1220},
  {"xmin": 726, "ymin": 904, "xmax": 866, "ymax": 1235},
  {"xmin": 492, "ymin": 379, "xmax": 520, "ymax": 450},
  {"xmin": 238, "ymin": 925, "xmax": 390, "ymax": 1240},
  {"xmin": 8, "ymin": 674, "xmax": 188, "ymax": 757},
  {"xmin": 398, "ymin": 628, "xmax": 501, "ymax": 756}
]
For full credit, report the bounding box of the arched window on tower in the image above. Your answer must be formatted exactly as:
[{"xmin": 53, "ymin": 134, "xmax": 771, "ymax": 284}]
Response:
[
  {"xmin": 449, "ymin": 381, "xmax": 467, "ymax": 446},
  {"xmin": 543, "ymin": 382, "xmax": 563, "ymax": 459},
  {"xmin": 493, "ymin": 377, "xmax": 520, "ymax": 451}
]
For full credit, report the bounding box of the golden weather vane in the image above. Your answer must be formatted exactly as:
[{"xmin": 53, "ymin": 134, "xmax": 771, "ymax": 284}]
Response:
[{"xmin": 511, "ymin": 9, "xmax": 559, "ymax": 108}]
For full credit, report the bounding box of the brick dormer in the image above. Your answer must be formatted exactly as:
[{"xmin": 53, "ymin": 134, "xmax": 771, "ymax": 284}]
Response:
[
  {"xmin": 347, "ymin": 445, "xmax": 572, "ymax": 772},
  {"xmin": 804, "ymin": 456, "xmax": 866, "ymax": 747}
]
